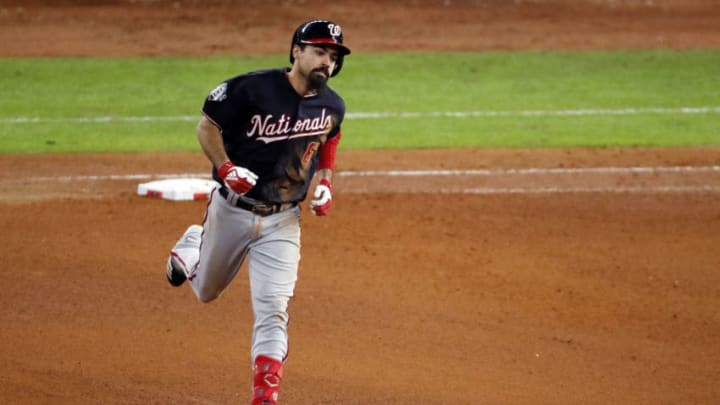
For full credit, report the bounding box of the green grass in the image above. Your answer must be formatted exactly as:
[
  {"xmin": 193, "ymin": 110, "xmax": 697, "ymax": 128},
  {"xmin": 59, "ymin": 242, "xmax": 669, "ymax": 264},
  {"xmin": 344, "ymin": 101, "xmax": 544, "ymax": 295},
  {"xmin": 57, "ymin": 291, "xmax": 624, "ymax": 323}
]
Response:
[{"xmin": 1, "ymin": 50, "xmax": 719, "ymax": 153}]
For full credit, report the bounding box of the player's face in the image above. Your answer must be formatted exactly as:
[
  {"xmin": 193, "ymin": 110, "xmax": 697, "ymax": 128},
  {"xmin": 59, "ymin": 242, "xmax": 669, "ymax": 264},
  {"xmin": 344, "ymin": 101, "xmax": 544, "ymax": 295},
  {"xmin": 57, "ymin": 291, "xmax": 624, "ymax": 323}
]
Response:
[{"xmin": 296, "ymin": 45, "xmax": 339, "ymax": 90}]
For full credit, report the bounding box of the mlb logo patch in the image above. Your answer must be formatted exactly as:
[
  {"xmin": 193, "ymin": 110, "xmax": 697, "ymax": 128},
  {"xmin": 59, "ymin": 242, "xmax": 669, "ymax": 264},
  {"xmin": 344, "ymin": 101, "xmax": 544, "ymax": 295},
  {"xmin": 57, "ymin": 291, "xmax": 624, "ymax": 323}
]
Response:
[{"xmin": 209, "ymin": 82, "xmax": 227, "ymax": 101}]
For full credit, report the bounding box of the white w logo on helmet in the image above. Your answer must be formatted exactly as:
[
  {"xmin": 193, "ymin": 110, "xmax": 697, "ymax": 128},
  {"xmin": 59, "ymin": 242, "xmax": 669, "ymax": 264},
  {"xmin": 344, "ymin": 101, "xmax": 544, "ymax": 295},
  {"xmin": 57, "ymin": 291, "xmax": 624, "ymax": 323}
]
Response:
[{"xmin": 328, "ymin": 23, "xmax": 342, "ymax": 38}]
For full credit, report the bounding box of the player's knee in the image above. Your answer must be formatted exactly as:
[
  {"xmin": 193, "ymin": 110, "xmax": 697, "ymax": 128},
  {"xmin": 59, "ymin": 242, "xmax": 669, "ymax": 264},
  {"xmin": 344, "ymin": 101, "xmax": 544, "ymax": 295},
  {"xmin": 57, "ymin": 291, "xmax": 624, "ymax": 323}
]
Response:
[
  {"xmin": 197, "ymin": 294, "xmax": 217, "ymax": 303},
  {"xmin": 195, "ymin": 287, "xmax": 221, "ymax": 303}
]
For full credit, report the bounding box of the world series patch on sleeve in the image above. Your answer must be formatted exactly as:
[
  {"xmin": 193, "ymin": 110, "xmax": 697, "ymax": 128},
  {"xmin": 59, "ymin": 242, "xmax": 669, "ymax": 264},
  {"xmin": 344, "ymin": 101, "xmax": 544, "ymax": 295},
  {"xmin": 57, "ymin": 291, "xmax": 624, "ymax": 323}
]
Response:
[{"xmin": 137, "ymin": 178, "xmax": 218, "ymax": 201}]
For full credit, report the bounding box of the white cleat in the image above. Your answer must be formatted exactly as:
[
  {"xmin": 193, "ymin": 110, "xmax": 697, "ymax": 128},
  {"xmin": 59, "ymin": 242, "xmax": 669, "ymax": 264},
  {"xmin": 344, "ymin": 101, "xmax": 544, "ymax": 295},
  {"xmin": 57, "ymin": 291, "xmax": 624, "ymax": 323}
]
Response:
[{"xmin": 165, "ymin": 225, "xmax": 202, "ymax": 287}]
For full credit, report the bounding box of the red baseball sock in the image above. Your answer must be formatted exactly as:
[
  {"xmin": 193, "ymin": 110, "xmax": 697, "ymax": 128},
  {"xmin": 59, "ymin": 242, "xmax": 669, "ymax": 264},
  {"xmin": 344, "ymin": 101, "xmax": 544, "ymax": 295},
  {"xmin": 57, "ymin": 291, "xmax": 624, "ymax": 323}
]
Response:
[{"xmin": 251, "ymin": 355, "xmax": 284, "ymax": 405}]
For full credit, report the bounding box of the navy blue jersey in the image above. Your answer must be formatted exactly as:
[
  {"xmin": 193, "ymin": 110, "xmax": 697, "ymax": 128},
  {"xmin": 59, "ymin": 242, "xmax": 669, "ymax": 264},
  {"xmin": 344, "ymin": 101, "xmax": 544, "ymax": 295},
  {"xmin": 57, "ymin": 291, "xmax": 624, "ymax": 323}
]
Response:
[{"xmin": 202, "ymin": 68, "xmax": 345, "ymax": 203}]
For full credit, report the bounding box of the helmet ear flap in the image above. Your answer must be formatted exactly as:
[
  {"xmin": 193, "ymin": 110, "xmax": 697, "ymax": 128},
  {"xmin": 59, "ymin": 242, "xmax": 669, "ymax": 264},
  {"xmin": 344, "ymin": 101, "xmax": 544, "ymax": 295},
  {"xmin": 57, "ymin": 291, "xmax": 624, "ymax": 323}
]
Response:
[
  {"xmin": 289, "ymin": 33, "xmax": 300, "ymax": 64},
  {"xmin": 331, "ymin": 56, "xmax": 344, "ymax": 77},
  {"xmin": 289, "ymin": 43, "xmax": 301, "ymax": 64}
]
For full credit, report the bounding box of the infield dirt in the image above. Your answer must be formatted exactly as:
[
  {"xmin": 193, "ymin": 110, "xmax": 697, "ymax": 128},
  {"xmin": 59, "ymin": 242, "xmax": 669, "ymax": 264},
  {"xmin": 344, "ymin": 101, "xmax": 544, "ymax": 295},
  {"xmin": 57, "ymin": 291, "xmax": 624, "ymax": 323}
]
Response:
[{"xmin": 1, "ymin": 1, "xmax": 720, "ymax": 404}]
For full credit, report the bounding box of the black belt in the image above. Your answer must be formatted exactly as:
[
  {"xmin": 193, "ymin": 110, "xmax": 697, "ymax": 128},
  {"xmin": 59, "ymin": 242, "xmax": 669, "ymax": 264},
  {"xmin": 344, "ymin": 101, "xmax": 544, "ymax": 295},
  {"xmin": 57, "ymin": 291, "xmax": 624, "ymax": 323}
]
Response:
[{"xmin": 218, "ymin": 187, "xmax": 297, "ymax": 216}]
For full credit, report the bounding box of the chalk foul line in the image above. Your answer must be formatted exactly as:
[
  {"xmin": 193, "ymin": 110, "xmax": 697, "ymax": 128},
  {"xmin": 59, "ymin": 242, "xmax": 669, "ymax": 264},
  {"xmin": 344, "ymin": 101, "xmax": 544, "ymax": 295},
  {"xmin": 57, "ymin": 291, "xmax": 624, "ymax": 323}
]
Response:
[
  {"xmin": 22, "ymin": 165, "xmax": 720, "ymax": 182},
  {"xmin": 15, "ymin": 165, "xmax": 720, "ymax": 195},
  {"xmin": 345, "ymin": 185, "xmax": 720, "ymax": 195},
  {"xmin": 2, "ymin": 106, "xmax": 720, "ymax": 124},
  {"xmin": 336, "ymin": 166, "xmax": 720, "ymax": 177}
]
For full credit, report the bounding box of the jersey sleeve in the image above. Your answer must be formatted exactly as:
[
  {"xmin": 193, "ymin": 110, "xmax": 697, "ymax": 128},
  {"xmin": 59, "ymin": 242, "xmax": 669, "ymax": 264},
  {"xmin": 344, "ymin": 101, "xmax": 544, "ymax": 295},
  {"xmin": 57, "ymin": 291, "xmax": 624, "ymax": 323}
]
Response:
[
  {"xmin": 318, "ymin": 94, "xmax": 346, "ymax": 170},
  {"xmin": 327, "ymin": 93, "xmax": 346, "ymax": 140},
  {"xmin": 201, "ymin": 77, "xmax": 250, "ymax": 131}
]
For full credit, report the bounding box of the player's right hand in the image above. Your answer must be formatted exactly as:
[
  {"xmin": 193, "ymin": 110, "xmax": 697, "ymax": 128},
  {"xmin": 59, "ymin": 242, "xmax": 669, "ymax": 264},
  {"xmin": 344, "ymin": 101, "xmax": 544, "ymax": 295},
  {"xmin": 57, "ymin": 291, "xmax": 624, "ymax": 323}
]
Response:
[{"xmin": 218, "ymin": 161, "xmax": 258, "ymax": 195}]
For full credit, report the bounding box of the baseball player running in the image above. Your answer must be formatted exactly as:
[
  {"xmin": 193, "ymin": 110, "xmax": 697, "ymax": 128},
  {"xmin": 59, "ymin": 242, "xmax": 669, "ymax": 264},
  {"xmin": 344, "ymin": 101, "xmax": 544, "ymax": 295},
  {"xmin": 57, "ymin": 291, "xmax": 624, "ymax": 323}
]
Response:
[{"xmin": 165, "ymin": 19, "xmax": 350, "ymax": 405}]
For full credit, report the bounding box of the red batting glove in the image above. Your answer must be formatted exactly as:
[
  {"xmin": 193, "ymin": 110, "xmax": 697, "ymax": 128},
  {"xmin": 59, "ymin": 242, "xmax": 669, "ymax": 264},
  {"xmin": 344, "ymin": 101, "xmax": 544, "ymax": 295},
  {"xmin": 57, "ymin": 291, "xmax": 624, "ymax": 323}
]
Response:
[
  {"xmin": 310, "ymin": 179, "xmax": 333, "ymax": 216},
  {"xmin": 218, "ymin": 161, "xmax": 258, "ymax": 195}
]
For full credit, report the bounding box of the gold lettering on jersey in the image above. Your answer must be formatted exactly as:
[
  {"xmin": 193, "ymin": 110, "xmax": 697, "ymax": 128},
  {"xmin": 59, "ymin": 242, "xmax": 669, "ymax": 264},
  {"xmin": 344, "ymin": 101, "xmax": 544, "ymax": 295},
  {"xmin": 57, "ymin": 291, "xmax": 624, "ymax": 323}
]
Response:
[{"xmin": 247, "ymin": 108, "xmax": 332, "ymax": 144}]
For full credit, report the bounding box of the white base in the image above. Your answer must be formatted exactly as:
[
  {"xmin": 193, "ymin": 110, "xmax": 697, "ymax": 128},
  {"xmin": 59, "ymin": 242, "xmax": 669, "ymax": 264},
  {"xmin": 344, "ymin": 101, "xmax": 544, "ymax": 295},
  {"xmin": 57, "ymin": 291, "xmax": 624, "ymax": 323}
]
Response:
[{"xmin": 137, "ymin": 178, "xmax": 218, "ymax": 201}]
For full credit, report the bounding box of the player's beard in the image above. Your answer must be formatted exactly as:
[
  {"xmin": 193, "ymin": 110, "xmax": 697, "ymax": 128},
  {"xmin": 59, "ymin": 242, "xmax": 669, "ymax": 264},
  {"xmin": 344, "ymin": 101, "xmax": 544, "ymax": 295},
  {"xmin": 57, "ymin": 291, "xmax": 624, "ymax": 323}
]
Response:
[{"xmin": 307, "ymin": 68, "xmax": 329, "ymax": 91}]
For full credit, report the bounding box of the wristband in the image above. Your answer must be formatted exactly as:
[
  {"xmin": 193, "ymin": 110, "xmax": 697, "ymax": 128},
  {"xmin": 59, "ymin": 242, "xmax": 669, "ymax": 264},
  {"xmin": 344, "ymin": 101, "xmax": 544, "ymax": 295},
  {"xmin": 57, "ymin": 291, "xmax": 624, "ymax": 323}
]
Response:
[{"xmin": 218, "ymin": 161, "xmax": 234, "ymax": 179}]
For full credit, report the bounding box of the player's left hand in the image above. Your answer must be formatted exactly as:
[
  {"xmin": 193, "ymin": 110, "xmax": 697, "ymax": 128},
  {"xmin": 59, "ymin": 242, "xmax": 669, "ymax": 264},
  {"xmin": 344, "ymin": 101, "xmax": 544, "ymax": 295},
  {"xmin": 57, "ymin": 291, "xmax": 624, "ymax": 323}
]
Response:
[{"xmin": 310, "ymin": 179, "xmax": 332, "ymax": 216}]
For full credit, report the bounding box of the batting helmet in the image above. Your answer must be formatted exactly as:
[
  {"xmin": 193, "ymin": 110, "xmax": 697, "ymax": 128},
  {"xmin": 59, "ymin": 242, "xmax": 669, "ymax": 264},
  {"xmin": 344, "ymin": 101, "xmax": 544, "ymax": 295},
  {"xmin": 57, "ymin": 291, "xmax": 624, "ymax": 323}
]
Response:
[{"xmin": 289, "ymin": 19, "xmax": 351, "ymax": 77}]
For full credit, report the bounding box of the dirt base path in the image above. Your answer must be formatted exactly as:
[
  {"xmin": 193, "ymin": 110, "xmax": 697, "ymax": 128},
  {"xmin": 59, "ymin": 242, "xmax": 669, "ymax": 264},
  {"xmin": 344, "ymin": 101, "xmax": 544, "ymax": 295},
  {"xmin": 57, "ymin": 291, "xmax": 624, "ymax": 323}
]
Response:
[{"xmin": 2, "ymin": 1, "xmax": 720, "ymax": 404}]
